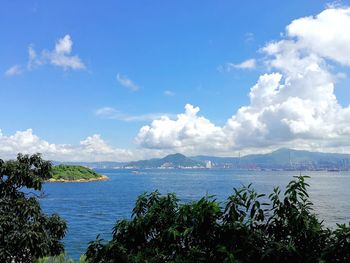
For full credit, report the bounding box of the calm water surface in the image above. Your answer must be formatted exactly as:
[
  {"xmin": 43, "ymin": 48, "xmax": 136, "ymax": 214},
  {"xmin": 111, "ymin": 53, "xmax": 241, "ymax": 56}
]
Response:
[{"xmin": 40, "ymin": 169, "xmax": 350, "ymax": 259}]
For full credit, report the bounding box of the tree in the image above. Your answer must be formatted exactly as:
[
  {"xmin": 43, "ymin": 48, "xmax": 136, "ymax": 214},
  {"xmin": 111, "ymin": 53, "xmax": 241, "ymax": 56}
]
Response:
[
  {"xmin": 0, "ymin": 153, "xmax": 67, "ymax": 262},
  {"xmin": 86, "ymin": 176, "xmax": 350, "ymax": 263}
]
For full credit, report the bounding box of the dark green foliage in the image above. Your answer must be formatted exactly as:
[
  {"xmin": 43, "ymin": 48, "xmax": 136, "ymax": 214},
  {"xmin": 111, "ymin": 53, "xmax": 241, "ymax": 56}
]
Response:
[
  {"xmin": 0, "ymin": 154, "xmax": 67, "ymax": 262},
  {"xmin": 322, "ymin": 223, "xmax": 350, "ymax": 262},
  {"xmin": 52, "ymin": 165, "xmax": 101, "ymax": 180},
  {"xmin": 86, "ymin": 176, "xmax": 350, "ymax": 263},
  {"xmin": 36, "ymin": 253, "xmax": 87, "ymax": 263}
]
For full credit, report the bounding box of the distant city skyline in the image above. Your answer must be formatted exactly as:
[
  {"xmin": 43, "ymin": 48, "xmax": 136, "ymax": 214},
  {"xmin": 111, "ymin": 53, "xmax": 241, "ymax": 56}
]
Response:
[{"xmin": 1, "ymin": 1, "xmax": 350, "ymax": 161}]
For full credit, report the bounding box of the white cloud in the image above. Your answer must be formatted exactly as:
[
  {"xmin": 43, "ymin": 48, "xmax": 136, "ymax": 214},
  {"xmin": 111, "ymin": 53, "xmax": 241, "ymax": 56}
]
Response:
[
  {"xmin": 95, "ymin": 107, "xmax": 170, "ymax": 122},
  {"xmin": 220, "ymin": 59, "xmax": 256, "ymax": 72},
  {"xmin": 6, "ymin": 35, "xmax": 85, "ymax": 75},
  {"xmin": 234, "ymin": 59, "xmax": 256, "ymax": 69},
  {"xmin": 5, "ymin": 65, "xmax": 22, "ymax": 76},
  {"xmin": 135, "ymin": 6, "xmax": 350, "ymax": 156},
  {"xmin": 244, "ymin": 32, "xmax": 255, "ymax": 43},
  {"xmin": 135, "ymin": 104, "xmax": 226, "ymax": 155},
  {"xmin": 0, "ymin": 129, "xmax": 162, "ymax": 162},
  {"xmin": 27, "ymin": 46, "xmax": 38, "ymax": 69},
  {"xmin": 55, "ymin": 35, "xmax": 73, "ymax": 54},
  {"xmin": 164, "ymin": 90, "xmax": 175, "ymax": 96},
  {"xmin": 286, "ymin": 7, "xmax": 350, "ymax": 65},
  {"xmin": 40, "ymin": 35, "xmax": 86, "ymax": 70},
  {"xmin": 116, "ymin": 73, "xmax": 139, "ymax": 91}
]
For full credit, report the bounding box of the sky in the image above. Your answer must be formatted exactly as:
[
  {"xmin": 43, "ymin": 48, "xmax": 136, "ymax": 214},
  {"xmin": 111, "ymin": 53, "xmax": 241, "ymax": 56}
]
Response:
[{"xmin": 1, "ymin": 0, "xmax": 350, "ymax": 161}]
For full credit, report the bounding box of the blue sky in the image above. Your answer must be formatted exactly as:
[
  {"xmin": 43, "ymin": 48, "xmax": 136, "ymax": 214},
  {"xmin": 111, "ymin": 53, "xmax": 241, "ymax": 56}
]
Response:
[{"xmin": 1, "ymin": 1, "xmax": 350, "ymax": 161}]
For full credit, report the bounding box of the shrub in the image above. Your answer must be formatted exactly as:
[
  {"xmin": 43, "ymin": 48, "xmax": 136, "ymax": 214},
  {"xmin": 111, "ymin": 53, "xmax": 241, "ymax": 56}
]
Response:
[
  {"xmin": 86, "ymin": 176, "xmax": 350, "ymax": 263},
  {"xmin": 0, "ymin": 154, "xmax": 67, "ymax": 262}
]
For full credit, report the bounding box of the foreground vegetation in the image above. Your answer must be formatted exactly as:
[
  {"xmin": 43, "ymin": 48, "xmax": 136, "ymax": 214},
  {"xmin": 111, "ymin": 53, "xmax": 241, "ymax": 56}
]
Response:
[
  {"xmin": 36, "ymin": 254, "xmax": 87, "ymax": 263},
  {"xmin": 85, "ymin": 176, "xmax": 350, "ymax": 263},
  {"xmin": 2, "ymin": 154, "xmax": 350, "ymax": 262},
  {"xmin": 0, "ymin": 154, "xmax": 67, "ymax": 262},
  {"xmin": 51, "ymin": 164, "xmax": 105, "ymax": 181}
]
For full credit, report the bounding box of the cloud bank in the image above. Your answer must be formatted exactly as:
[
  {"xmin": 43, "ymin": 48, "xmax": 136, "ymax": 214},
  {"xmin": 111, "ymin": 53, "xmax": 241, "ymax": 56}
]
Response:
[{"xmin": 0, "ymin": 129, "xmax": 154, "ymax": 162}]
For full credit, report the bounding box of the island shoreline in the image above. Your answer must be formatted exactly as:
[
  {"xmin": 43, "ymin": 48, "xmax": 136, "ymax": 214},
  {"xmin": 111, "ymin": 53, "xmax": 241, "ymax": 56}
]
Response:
[{"xmin": 45, "ymin": 175, "xmax": 109, "ymax": 183}]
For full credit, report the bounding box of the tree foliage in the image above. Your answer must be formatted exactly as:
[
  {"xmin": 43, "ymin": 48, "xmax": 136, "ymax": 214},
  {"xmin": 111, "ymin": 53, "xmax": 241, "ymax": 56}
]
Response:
[
  {"xmin": 0, "ymin": 154, "xmax": 67, "ymax": 263},
  {"xmin": 86, "ymin": 176, "xmax": 350, "ymax": 263},
  {"xmin": 52, "ymin": 164, "xmax": 102, "ymax": 181},
  {"xmin": 2, "ymin": 153, "xmax": 350, "ymax": 262}
]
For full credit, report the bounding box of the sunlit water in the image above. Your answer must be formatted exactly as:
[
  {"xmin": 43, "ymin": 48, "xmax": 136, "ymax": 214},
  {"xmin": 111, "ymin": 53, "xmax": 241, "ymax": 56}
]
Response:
[{"xmin": 40, "ymin": 169, "xmax": 350, "ymax": 259}]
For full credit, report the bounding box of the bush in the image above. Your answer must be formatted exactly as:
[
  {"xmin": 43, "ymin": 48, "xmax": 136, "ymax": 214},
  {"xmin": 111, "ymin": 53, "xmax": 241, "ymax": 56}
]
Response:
[
  {"xmin": 3, "ymin": 154, "xmax": 349, "ymax": 262},
  {"xmin": 52, "ymin": 165, "xmax": 101, "ymax": 180},
  {"xmin": 86, "ymin": 176, "xmax": 350, "ymax": 263},
  {"xmin": 36, "ymin": 254, "xmax": 87, "ymax": 263},
  {"xmin": 0, "ymin": 154, "xmax": 67, "ymax": 262}
]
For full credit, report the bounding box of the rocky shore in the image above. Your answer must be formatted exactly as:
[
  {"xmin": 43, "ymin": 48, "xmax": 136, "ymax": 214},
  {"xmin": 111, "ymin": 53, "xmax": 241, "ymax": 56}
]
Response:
[{"xmin": 46, "ymin": 175, "xmax": 109, "ymax": 183}]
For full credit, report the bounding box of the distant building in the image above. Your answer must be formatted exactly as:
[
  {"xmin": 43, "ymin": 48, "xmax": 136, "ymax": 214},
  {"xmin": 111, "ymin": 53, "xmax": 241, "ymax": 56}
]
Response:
[
  {"xmin": 205, "ymin": 160, "xmax": 213, "ymax": 169},
  {"xmin": 160, "ymin": 162, "xmax": 174, "ymax": 168}
]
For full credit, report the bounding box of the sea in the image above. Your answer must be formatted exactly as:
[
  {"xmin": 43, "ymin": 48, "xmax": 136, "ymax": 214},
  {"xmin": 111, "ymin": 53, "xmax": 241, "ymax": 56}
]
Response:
[{"xmin": 40, "ymin": 169, "xmax": 350, "ymax": 260}]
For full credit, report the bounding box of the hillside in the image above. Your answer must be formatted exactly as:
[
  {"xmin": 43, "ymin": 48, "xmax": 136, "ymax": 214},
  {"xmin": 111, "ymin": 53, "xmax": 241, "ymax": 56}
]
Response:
[
  {"xmin": 50, "ymin": 149, "xmax": 350, "ymax": 170},
  {"xmin": 49, "ymin": 165, "xmax": 108, "ymax": 182},
  {"xmin": 192, "ymin": 148, "xmax": 350, "ymax": 170},
  {"xmin": 125, "ymin": 153, "xmax": 205, "ymax": 168}
]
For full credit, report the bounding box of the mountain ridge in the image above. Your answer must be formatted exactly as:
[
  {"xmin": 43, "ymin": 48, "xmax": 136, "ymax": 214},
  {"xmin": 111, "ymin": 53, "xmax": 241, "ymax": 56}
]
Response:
[
  {"xmin": 192, "ymin": 148, "xmax": 350, "ymax": 170},
  {"xmin": 52, "ymin": 148, "xmax": 350, "ymax": 170},
  {"xmin": 124, "ymin": 153, "xmax": 205, "ymax": 168}
]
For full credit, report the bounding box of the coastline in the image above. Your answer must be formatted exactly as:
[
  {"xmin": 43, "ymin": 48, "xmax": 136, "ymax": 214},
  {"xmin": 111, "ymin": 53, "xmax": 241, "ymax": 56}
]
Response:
[{"xmin": 45, "ymin": 175, "xmax": 109, "ymax": 183}]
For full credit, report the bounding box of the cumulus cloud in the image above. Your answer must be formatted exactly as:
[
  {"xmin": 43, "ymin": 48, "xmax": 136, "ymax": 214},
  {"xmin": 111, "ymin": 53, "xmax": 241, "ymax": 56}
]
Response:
[
  {"xmin": 135, "ymin": 104, "xmax": 226, "ymax": 155},
  {"xmin": 41, "ymin": 35, "xmax": 86, "ymax": 70},
  {"xmin": 135, "ymin": 6, "xmax": 350, "ymax": 156},
  {"xmin": 286, "ymin": 7, "xmax": 350, "ymax": 65},
  {"xmin": 6, "ymin": 35, "xmax": 85, "ymax": 75},
  {"xmin": 0, "ymin": 129, "xmax": 153, "ymax": 162},
  {"xmin": 117, "ymin": 73, "xmax": 139, "ymax": 91}
]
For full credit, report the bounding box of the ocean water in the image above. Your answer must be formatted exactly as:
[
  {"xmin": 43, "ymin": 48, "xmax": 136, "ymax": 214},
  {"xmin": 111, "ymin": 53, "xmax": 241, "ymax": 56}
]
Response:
[{"xmin": 40, "ymin": 169, "xmax": 350, "ymax": 259}]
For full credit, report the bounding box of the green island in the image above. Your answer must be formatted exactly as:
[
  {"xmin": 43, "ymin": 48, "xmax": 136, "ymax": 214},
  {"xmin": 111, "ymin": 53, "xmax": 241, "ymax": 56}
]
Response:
[{"xmin": 48, "ymin": 164, "xmax": 108, "ymax": 182}]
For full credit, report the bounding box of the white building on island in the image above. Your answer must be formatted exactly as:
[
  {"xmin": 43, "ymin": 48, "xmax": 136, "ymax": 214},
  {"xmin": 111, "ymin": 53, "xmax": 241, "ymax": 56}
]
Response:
[{"xmin": 205, "ymin": 160, "xmax": 213, "ymax": 169}]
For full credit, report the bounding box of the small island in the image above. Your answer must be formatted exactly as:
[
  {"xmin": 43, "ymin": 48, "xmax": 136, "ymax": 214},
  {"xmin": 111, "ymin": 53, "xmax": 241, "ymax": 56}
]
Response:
[{"xmin": 47, "ymin": 164, "xmax": 108, "ymax": 182}]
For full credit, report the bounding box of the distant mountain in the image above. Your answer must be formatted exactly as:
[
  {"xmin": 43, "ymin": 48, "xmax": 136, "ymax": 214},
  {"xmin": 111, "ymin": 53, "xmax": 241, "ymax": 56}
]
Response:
[
  {"xmin": 51, "ymin": 148, "xmax": 350, "ymax": 170},
  {"xmin": 192, "ymin": 148, "xmax": 350, "ymax": 170},
  {"xmin": 124, "ymin": 153, "xmax": 205, "ymax": 169}
]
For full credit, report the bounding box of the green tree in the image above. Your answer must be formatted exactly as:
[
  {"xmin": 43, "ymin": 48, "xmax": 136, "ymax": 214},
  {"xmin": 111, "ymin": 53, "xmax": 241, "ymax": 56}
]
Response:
[
  {"xmin": 0, "ymin": 153, "xmax": 67, "ymax": 262},
  {"xmin": 86, "ymin": 176, "xmax": 350, "ymax": 263}
]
